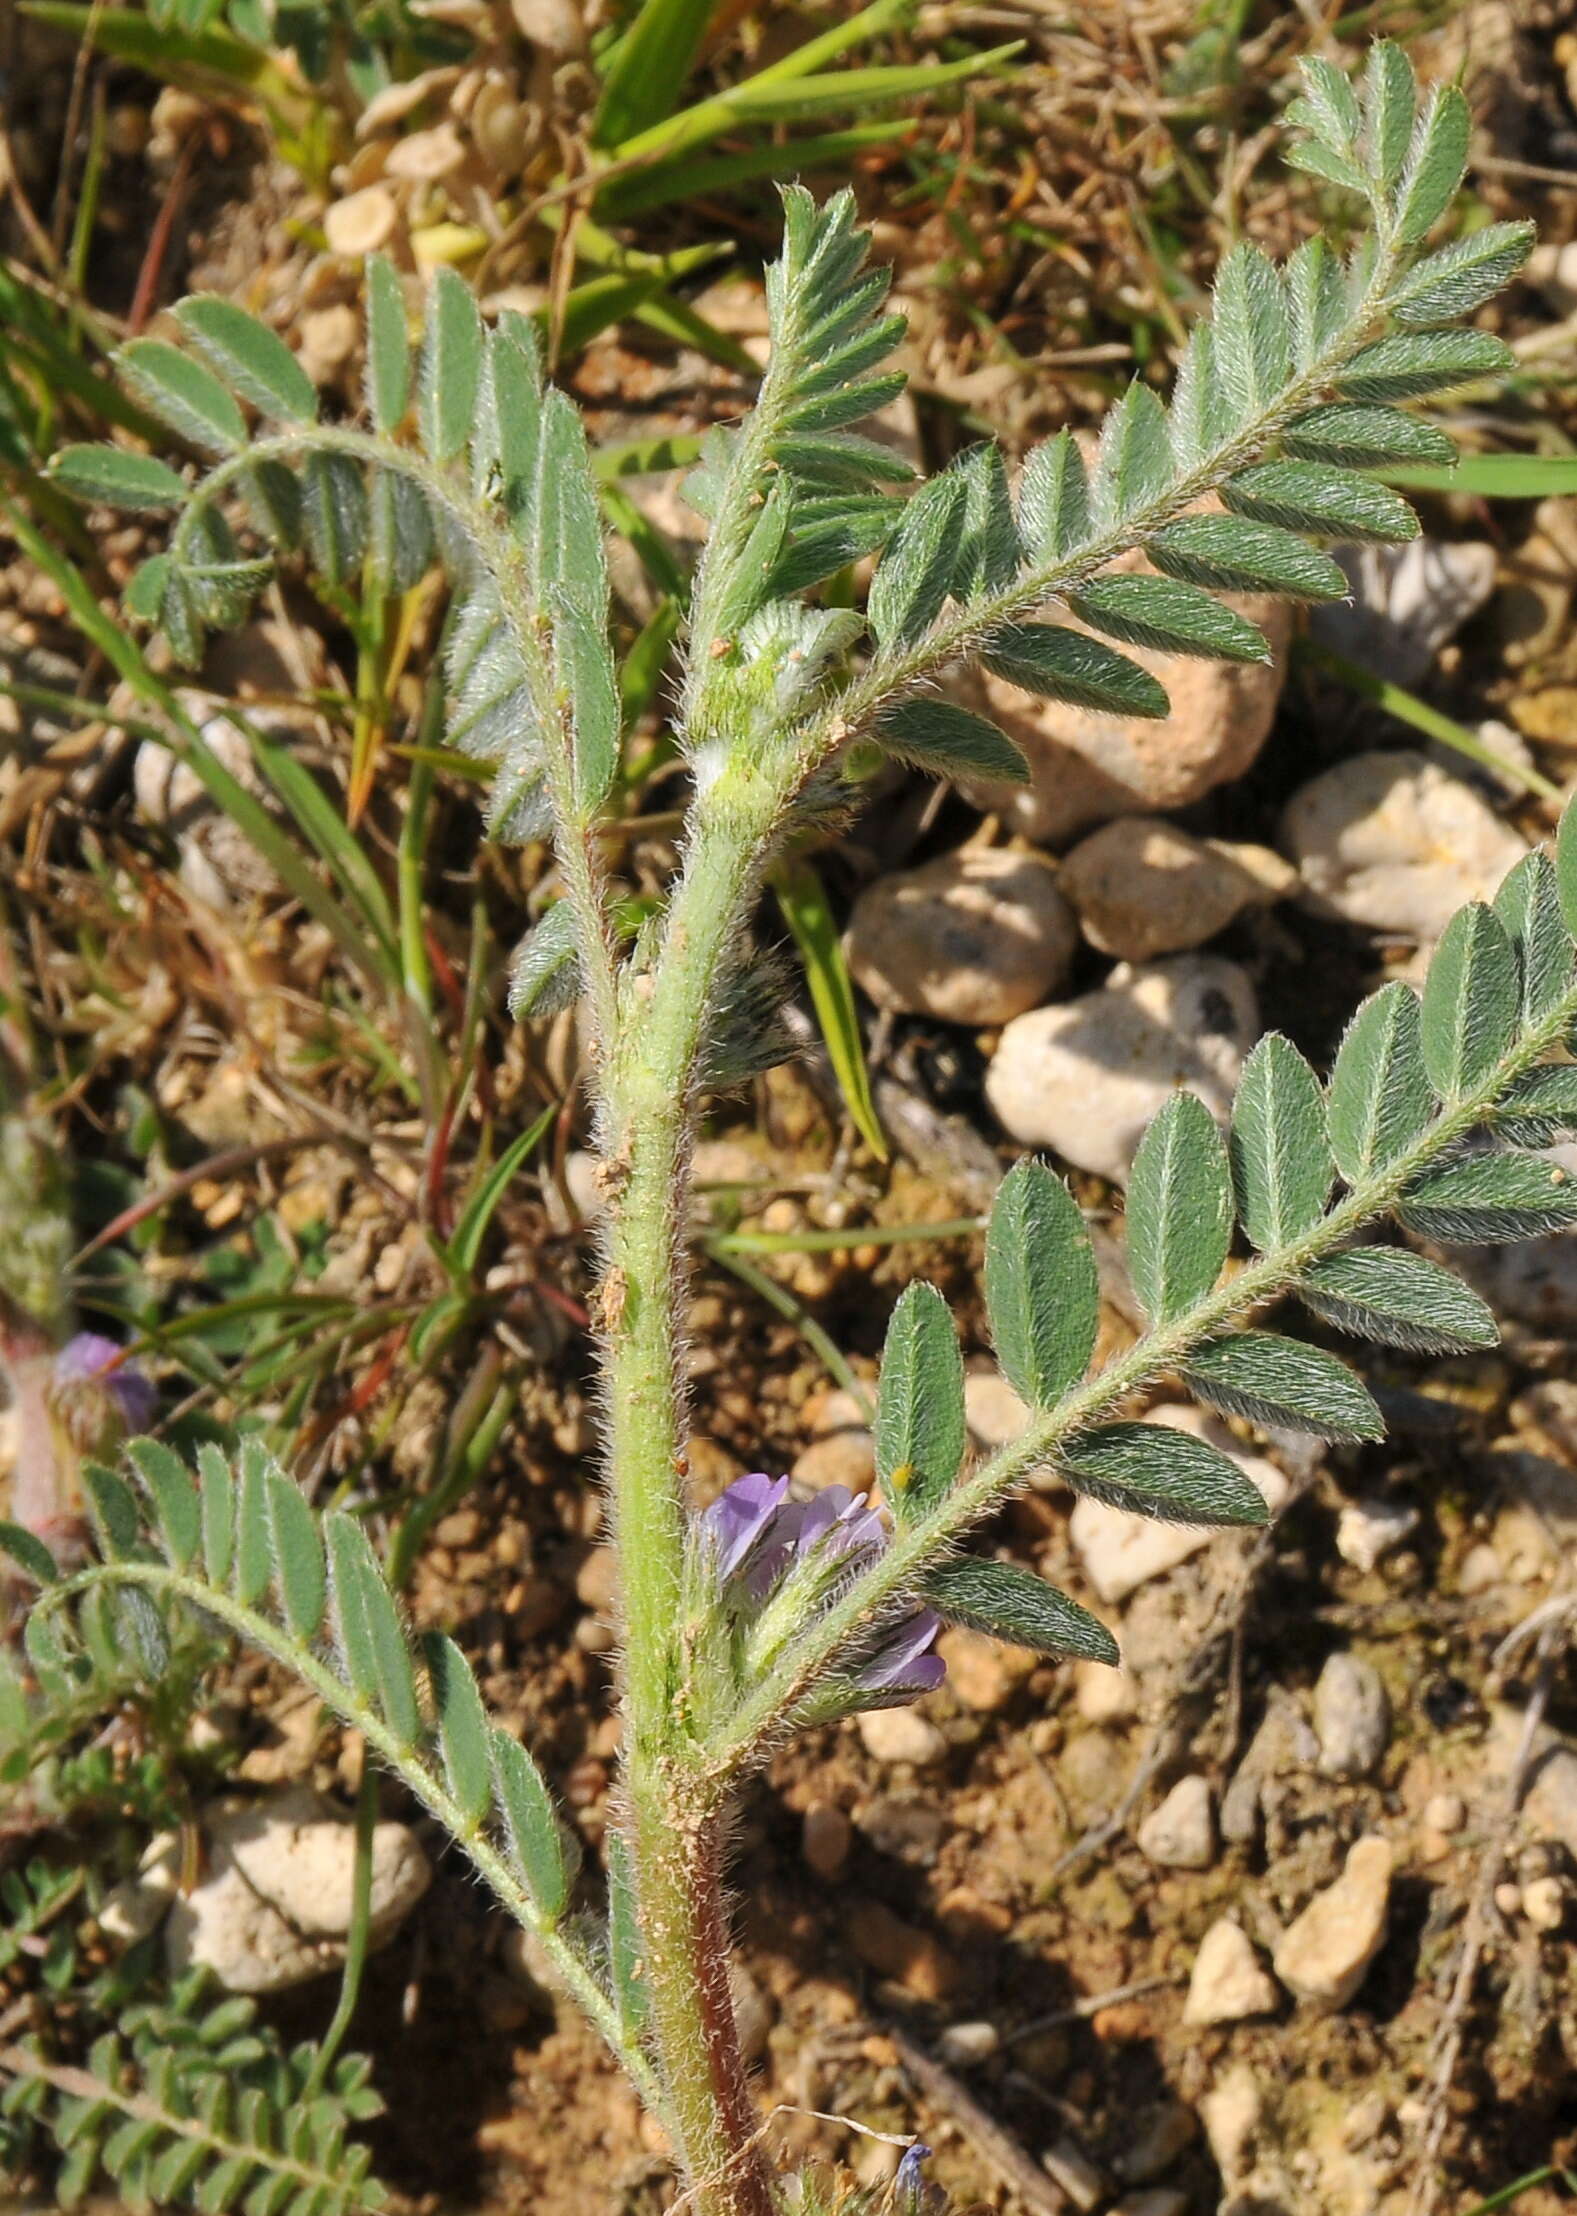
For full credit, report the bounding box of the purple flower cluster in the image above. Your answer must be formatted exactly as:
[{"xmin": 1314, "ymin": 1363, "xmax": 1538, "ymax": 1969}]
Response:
[
  {"xmin": 53, "ymin": 1331, "xmax": 157, "ymax": 1437},
  {"xmin": 701, "ymin": 1471, "xmax": 945, "ymax": 1705}
]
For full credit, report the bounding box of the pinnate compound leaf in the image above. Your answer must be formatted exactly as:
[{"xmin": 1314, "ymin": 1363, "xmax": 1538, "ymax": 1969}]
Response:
[
  {"xmin": 1066, "ymin": 574, "xmax": 1270, "ymax": 663},
  {"xmin": 1490, "ymin": 1063, "xmax": 1577, "ymax": 1145},
  {"xmin": 417, "ymin": 266, "xmax": 484, "ymax": 466},
  {"xmin": 1394, "ymin": 83, "xmax": 1471, "ymax": 243},
  {"xmin": 427, "ymin": 1632, "xmax": 493, "ymax": 1831},
  {"xmin": 116, "ymin": 338, "xmax": 247, "ymax": 455},
  {"xmin": 491, "ymin": 1727, "xmax": 572, "ymax": 1923},
  {"xmin": 263, "ymin": 1464, "xmax": 326, "ymax": 1643},
  {"xmin": 365, "ymin": 253, "xmax": 411, "ymax": 432},
  {"xmin": 1017, "ymin": 428, "xmax": 1089, "ymax": 561},
  {"xmin": 1363, "ymin": 41, "xmax": 1416, "ymax": 188},
  {"xmin": 82, "ymin": 1462, "xmax": 141, "ymax": 1559},
  {"xmin": 0, "ymin": 1521, "xmax": 59, "ymax": 1586},
  {"xmin": 1327, "ymin": 981, "xmax": 1434, "ymax": 1183},
  {"xmin": 875, "ymin": 698, "xmax": 1029, "ymax": 784},
  {"xmin": 1061, "ymin": 1421, "xmax": 1268, "ymax": 1527},
  {"xmin": 508, "ymin": 901, "xmax": 582, "ymax": 1019},
  {"xmin": 875, "ymin": 1282, "xmax": 967, "ymax": 1523},
  {"xmin": 1420, "ymin": 902, "xmax": 1518, "ymax": 1100},
  {"xmin": 1280, "ymin": 403, "xmax": 1455, "ymax": 468},
  {"xmin": 197, "ymin": 1441, "xmax": 235, "ymax": 1588},
  {"xmin": 1389, "ymin": 221, "xmax": 1535, "ymax": 327},
  {"xmin": 867, "ymin": 471, "xmax": 966, "ymax": 646},
  {"xmin": 1300, "ymin": 1246, "xmax": 1497, "ymax": 1353},
  {"xmin": 1398, "ymin": 1150, "xmax": 1577, "ymax": 1242},
  {"xmin": 127, "ymin": 1440, "xmax": 200, "ymax": 1569},
  {"xmin": 981, "ymin": 623, "xmax": 1169, "ymax": 717},
  {"xmin": 1145, "ymin": 514, "xmax": 1347, "ymax": 600},
  {"xmin": 1231, "ymin": 1033, "xmax": 1333, "ymax": 1251},
  {"xmin": 1336, "ymin": 330, "xmax": 1514, "ymax": 402},
  {"xmin": 1222, "ymin": 461, "xmax": 1419, "ymax": 542},
  {"xmin": 1094, "ymin": 383, "xmax": 1173, "ymax": 524},
  {"xmin": 53, "ymin": 443, "xmax": 188, "ymax": 510},
  {"xmin": 984, "ymin": 1158, "xmax": 1098, "ymax": 1409},
  {"xmin": 1493, "ymin": 849, "xmax": 1572, "ymax": 1024},
  {"xmin": 173, "ymin": 296, "xmax": 317, "ymax": 423},
  {"xmin": 920, "ymin": 1560, "xmax": 1117, "ymax": 1665},
  {"xmin": 1126, "ymin": 1091, "xmax": 1232, "ymax": 1324},
  {"xmin": 1212, "ymin": 244, "xmax": 1292, "ymax": 417},
  {"xmin": 1183, "ymin": 1331, "xmax": 1383, "ymax": 1440}
]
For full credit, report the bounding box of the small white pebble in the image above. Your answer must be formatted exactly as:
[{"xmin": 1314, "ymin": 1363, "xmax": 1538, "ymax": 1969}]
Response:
[
  {"xmin": 938, "ymin": 2020, "xmax": 1000, "ymax": 2066},
  {"xmin": 1494, "ymin": 1881, "xmax": 1523, "ymax": 1919},
  {"xmin": 1423, "ymin": 1792, "xmax": 1466, "ymax": 1835},
  {"xmin": 1523, "ymin": 1876, "xmax": 1565, "ymax": 1931}
]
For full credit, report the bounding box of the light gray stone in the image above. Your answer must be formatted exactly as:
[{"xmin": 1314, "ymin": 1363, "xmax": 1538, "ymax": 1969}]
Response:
[
  {"xmin": 857, "ymin": 1707, "xmax": 948, "ymax": 1767},
  {"xmin": 1137, "ymin": 1775, "xmax": 1216, "ymax": 1870},
  {"xmin": 1184, "ymin": 1919, "xmax": 1279, "ymax": 2026},
  {"xmin": 1310, "ymin": 540, "xmax": 1498, "ymax": 688},
  {"xmin": 1272, "ymin": 1834, "xmax": 1392, "ymax": 2008},
  {"xmin": 985, "ymin": 954, "xmax": 1258, "ymax": 1185},
  {"xmin": 938, "ymin": 2019, "xmax": 1000, "ymax": 2066},
  {"xmin": 1335, "ymin": 1497, "xmax": 1419, "ymax": 1572},
  {"xmin": 1280, "ymin": 749, "xmax": 1527, "ymax": 944},
  {"xmin": 1313, "ymin": 1652, "xmax": 1390, "ymax": 1780},
  {"xmin": 1059, "ymin": 816, "xmax": 1292, "ymax": 960},
  {"xmin": 845, "ymin": 845, "xmax": 1077, "ymax": 1026}
]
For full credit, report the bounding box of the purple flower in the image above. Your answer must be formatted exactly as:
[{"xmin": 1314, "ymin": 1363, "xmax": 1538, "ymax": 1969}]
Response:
[
  {"xmin": 699, "ymin": 1474, "xmax": 945, "ymax": 1711},
  {"xmin": 53, "ymin": 1332, "xmax": 157, "ymax": 1436},
  {"xmin": 895, "ymin": 2141, "xmax": 933, "ymax": 2213}
]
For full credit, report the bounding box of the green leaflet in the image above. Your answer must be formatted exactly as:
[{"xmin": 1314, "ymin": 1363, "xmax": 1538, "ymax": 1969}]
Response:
[
  {"xmin": 1017, "ymin": 428, "xmax": 1089, "ymax": 561},
  {"xmin": 1327, "ymin": 981, "xmax": 1433, "ymax": 1183},
  {"xmin": 127, "ymin": 1439, "xmax": 201, "ymax": 1569},
  {"xmin": 1394, "ymin": 83, "xmax": 1471, "ymax": 243},
  {"xmin": 1490, "ymin": 1063, "xmax": 1577, "ymax": 1146},
  {"xmin": 1221, "ymin": 460, "xmax": 1419, "ymax": 542},
  {"xmin": 1060, "ymin": 1420, "xmax": 1269, "ymax": 1527},
  {"xmin": 1389, "ymin": 221, "xmax": 1535, "ymax": 327},
  {"xmin": 263, "ymin": 1463, "xmax": 326, "ymax": 1643},
  {"xmin": 1170, "ymin": 324, "xmax": 1234, "ymax": 466},
  {"xmin": 508, "ymin": 901, "xmax": 582, "ymax": 1019},
  {"xmin": 867, "ymin": 469, "xmax": 967, "ymax": 646},
  {"xmin": 874, "ymin": 1281, "xmax": 967, "ymax": 1523},
  {"xmin": 1066, "ymin": 574, "xmax": 1271, "ymax": 663},
  {"xmin": 1125, "ymin": 1091, "xmax": 1232, "ymax": 1325},
  {"xmin": 874, "ymin": 699, "xmax": 1029, "ymax": 784},
  {"xmin": 1362, "ymin": 41, "xmax": 1416, "ymax": 189},
  {"xmin": 301, "ymin": 451, "xmax": 368, "ymax": 584},
  {"xmin": 1300, "ymin": 1246, "xmax": 1497, "ymax": 1354},
  {"xmin": 920, "ymin": 1560, "xmax": 1117, "ymax": 1665},
  {"xmin": 172, "ymin": 295, "xmax": 318, "ymax": 424},
  {"xmin": 366, "ymin": 468, "xmax": 433, "ymax": 596},
  {"xmin": 1281, "ymin": 403, "xmax": 1455, "ymax": 469},
  {"xmin": 1145, "ymin": 513, "xmax": 1347, "ymax": 600},
  {"xmin": 116, "ymin": 338, "xmax": 247, "ymax": 456},
  {"xmin": 607, "ymin": 1828, "xmax": 649, "ymax": 2040},
  {"xmin": 1419, "ymin": 902, "xmax": 1518, "ymax": 1100},
  {"xmin": 490, "ymin": 1727, "xmax": 573, "ymax": 1923},
  {"xmin": 1212, "ymin": 244, "xmax": 1292, "ymax": 418},
  {"xmin": 547, "ymin": 584, "xmax": 620, "ymax": 820},
  {"xmin": 426, "ymin": 1632, "xmax": 493, "ymax": 1832},
  {"xmin": 1286, "ymin": 238, "xmax": 1350, "ymax": 370},
  {"xmin": 197, "ymin": 1441, "xmax": 235, "ymax": 1588},
  {"xmin": 52, "ymin": 443, "xmax": 188, "ymax": 510},
  {"xmin": 1230, "ymin": 1033, "xmax": 1333, "ymax": 1251},
  {"xmin": 232, "ymin": 1443, "xmax": 274, "ymax": 1607},
  {"xmin": 1398, "ymin": 1150, "xmax": 1577, "ymax": 1242},
  {"xmin": 954, "ymin": 442, "xmax": 1019, "ymax": 599},
  {"xmin": 1557, "ymin": 801, "xmax": 1577, "ymax": 943},
  {"xmin": 417, "ymin": 266, "xmax": 484, "ymax": 467},
  {"xmin": 1493, "ymin": 849, "xmax": 1572, "ymax": 1024},
  {"xmin": 325, "ymin": 1511, "xmax": 420, "ymax": 1749},
  {"xmin": 0, "ymin": 1520, "xmax": 59, "ymax": 1587},
  {"xmin": 984, "ymin": 1158, "xmax": 1098, "ymax": 1409},
  {"xmin": 1183, "ymin": 1331, "xmax": 1383, "ymax": 1440},
  {"xmin": 1335, "ymin": 330, "xmax": 1514, "ymax": 402},
  {"xmin": 1297, "ymin": 54, "xmax": 1362, "ymax": 152},
  {"xmin": 981, "ymin": 623, "xmax": 1169, "ymax": 717},
  {"xmin": 364, "ymin": 253, "xmax": 411, "ymax": 433},
  {"xmin": 1093, "ymin": 382, "xmax": 1173, "ymax": 524}
]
